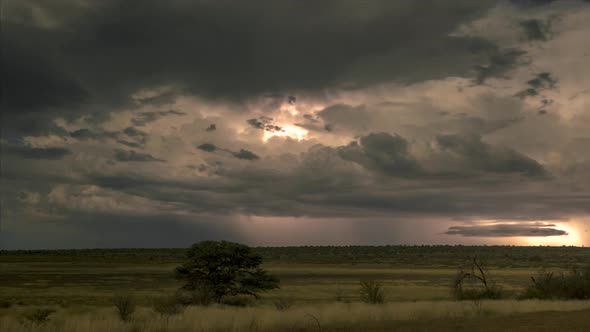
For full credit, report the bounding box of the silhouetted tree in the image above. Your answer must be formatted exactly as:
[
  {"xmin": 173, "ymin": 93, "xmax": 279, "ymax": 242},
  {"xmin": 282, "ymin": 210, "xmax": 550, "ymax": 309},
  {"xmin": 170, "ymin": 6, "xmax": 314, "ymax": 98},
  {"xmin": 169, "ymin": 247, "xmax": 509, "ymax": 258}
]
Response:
[{"xmin": 175, "ymin": 241, "xmax": 279, "ymax": 303}]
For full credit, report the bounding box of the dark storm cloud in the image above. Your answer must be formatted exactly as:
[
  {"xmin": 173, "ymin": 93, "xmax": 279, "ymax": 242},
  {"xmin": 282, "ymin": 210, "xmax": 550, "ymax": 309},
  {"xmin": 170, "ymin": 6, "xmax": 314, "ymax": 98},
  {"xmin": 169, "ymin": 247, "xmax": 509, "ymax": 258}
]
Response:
[
  {"xmin": 82, "ymin": 161, "xmax": 587, "ymax": 220},
  {"xmin": 2, "ymin": 22, "xmax": 89, "ymax": 113},
  {"xmin": 2, "ymin": 144, "xmax": 71, "ymax": 160},
  {"xmin": 516, "ymin": 72, "xmax": 558, "ymax": 99},
  {"xmin": 528, "ymin": 73, "xmax": 558, "ymax": 90},
  {"xmin": 474, "ymin": 49, "xmax": 527, "ymax": 84},
  {"xmin": 6, "ymin": 132, "xmax": 578, "ymax": 224},
  {"xmin": 445, "ymin": 223, "xmax": 568, "ymax": 237},
  {"xmin": 121, "ymin": 127, "xmax": 148, "ymax": 146},
  {"xmin": 0, "ymin": 211, "xmax": 243, "ymax": 249},
  {"xmin": 197, "ymin": 143, "xmax": 217, "ymax": 153},
  {"xmin": 69, "ymin": 127, "xmax": 153, "ymax": 146},
  {"xmin": 122, "ymin": 127, "xmax": 147, "ymax": 138},
  {"xmin": 338, "ymin": 133, "xmax": 422, "ymax": 176},
  {"xmin": 247, "ymin": 118, "xmax": 283, "ymax": 133},
  {"xmin": 232, "ymin": 149, "xmax": 260, "ymax": 161},
  {"xmin": 435, "ymin": 134, "xmax": 547, "ymax": 177},
  {"xmin": 117, "ymin": 140, "xmax": 143, "ymax": 148},
  {"xmin": 196, "ymin": 143, "xmax": 259, "ymax": 161},
  {"xmin": 69, "ymin": 129, "xmax": 101, "ymax": 140},
  {"xmin": 131, "ymin": 110, "xmax": 187, "ymax": 126},
  {"xmin": 70, "ymin": 128, "xmax": 147, "ymax": 147},
  {"xmin": 113, "ymin": 149, "xmax": 164, "ymax": 162},
  {"xmin": 3, "ymin": 0, "xmax": 510, "ymax": 137},
  {"xmin": 70, "ymin": 128, "xmax": 118, "ymax": 141}
]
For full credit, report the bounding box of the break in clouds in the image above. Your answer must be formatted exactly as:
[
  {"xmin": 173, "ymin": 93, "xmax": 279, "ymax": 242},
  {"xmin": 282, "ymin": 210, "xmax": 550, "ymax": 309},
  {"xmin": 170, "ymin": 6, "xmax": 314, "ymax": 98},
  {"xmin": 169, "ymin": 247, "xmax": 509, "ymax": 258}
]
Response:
[{"xmin": 2, "ymin": 0, "xmax": 590, "ymax": 248}]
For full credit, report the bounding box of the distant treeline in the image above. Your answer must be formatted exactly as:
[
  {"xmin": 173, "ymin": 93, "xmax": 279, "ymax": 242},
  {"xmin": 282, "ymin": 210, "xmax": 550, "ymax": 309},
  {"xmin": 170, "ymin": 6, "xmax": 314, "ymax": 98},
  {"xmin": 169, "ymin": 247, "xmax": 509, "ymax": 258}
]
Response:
[{"xmin": 1, "ymin": 245, "xmax": 589, "ymax": 268}]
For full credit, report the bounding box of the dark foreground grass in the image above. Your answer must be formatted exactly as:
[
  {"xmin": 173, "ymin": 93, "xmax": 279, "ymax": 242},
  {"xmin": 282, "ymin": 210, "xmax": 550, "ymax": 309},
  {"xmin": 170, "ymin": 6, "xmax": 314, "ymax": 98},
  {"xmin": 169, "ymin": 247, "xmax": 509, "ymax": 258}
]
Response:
[
  {"xmin": 389, "ymin": 309, "xmax": 590, "ymax": 332},
  {"xmin": 2, "ymin": 301, "xmax": 590, "ymax": 331}
]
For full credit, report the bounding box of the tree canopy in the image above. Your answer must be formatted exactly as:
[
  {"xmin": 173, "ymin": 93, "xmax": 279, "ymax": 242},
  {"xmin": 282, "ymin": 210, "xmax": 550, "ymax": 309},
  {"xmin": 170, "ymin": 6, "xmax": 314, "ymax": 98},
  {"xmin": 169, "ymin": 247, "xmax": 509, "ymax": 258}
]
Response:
[{"xmin": 175, "ymin": 241, "xmax": 279, "ymax": 303}]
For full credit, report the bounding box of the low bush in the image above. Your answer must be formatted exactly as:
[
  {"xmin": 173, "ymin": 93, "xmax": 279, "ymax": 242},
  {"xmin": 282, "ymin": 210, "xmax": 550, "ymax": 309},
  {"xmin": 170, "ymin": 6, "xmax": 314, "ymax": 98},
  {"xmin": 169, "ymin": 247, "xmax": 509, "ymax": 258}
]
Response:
[
  {"xmin": 359, "ymin": 280, "xmax": 385, "ymax": 304},
  {"xmin": 522, "ymin": 267, "xmax": 590, "ymax": 300}
]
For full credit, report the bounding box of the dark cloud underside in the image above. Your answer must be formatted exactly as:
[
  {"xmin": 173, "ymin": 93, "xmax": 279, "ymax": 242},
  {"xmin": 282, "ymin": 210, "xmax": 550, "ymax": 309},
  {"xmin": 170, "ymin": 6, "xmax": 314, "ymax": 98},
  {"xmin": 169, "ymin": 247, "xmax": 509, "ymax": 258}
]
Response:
[
  {"xmin": 3, "ymin": 0, "xmax": 505, "ymax": 136},
  {"xmin": 446, "ymin": 223, "xmax": 568, "ymax": 237},
  {"xmin": 114, "ymin": 149, "xmax": 164, "ymax": 162},
  {"xmin": 2, "ymin": 144, "xmax": 71, "ymax": 160}
]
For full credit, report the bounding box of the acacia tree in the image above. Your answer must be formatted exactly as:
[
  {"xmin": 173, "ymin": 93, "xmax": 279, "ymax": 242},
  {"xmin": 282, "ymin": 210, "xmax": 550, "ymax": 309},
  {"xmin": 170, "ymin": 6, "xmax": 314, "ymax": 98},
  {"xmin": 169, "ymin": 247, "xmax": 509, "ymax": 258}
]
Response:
[{"xmin": 175, "ymin": 241, "xmax": 279, "ymax": 303}]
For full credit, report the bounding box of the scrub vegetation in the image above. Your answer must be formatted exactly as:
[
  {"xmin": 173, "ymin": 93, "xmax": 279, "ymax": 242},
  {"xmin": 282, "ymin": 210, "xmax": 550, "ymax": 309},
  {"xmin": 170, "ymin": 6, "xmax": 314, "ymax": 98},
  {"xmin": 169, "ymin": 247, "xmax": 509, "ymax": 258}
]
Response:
[{"xmin": 1, "ymin": 244, "xmax": 590, "ymax": 331}]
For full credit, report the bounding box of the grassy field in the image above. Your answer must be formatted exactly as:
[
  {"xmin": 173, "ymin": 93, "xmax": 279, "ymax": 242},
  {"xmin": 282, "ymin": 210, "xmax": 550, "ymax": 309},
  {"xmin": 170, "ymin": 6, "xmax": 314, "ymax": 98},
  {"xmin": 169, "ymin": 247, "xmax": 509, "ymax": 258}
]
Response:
[{"xmin": 1, "ymin": 246, "xmax": 589, "ymax": 331}]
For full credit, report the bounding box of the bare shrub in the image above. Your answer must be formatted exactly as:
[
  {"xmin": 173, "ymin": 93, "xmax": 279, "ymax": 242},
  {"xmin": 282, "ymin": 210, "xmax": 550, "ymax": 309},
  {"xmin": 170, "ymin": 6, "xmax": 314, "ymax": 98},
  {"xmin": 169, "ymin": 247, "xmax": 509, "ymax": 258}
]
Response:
[
  {"xmin": 359, "ymin": 280, "xmax": 385, "ymax": 304},
  {"xmin": 113, "ymin": 294, "xmax": 136, "ymax": 321},
  {"xmin": 453, "ymin": 256, "xmax": 502, "ymax": 300}
]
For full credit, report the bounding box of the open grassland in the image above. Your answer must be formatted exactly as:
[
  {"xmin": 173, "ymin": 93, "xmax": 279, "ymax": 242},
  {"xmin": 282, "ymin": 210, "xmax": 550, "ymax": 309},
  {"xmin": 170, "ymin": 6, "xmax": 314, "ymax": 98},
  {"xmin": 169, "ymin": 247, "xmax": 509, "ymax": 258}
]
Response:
[
  {"xmin": 0, "ymin": 262, "xmax": 545, "ymax": 305},
  {"xmin": 1, "ymin": 246, "xmax": 590, "ymax": 330}
]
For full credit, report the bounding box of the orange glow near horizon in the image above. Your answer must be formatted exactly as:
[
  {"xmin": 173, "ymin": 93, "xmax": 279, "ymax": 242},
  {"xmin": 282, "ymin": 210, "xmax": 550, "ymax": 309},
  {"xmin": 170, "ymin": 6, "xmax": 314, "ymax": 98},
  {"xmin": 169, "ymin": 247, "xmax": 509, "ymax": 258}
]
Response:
[{"xmin": 522, "ymin": 221, "xmax": 586, "ymax": 247}]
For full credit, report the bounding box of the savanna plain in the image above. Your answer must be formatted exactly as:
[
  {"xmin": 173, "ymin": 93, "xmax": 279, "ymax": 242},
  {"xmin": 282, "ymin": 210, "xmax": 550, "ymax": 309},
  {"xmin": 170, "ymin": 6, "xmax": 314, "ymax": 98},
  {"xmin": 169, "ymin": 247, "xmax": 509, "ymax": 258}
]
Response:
[{"xmin": 2, "ymin": 246, "xmax": 590, "ymax": 331}]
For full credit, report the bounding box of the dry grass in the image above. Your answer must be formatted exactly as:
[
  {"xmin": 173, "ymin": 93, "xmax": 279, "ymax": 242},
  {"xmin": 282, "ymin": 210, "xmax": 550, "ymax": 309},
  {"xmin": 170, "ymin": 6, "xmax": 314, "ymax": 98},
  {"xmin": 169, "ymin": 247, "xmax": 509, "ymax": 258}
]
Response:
[{"xmin": 2, "ymin": 300, "xmax": 590, "ymax": 332}]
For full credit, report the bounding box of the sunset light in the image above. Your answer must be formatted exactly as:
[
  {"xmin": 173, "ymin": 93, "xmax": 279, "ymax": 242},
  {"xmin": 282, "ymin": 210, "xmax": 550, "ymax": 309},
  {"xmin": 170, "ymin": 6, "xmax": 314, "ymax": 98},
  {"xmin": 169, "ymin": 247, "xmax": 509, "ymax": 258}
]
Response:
[{"xmin": 4, "ymin": 1, "xmax": 590, "ymax": 330}]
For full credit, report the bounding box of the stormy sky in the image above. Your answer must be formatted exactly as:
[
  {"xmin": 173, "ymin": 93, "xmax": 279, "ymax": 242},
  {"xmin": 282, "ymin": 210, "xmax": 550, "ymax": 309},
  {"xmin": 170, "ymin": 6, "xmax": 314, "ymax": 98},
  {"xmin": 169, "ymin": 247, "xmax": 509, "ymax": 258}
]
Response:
[{"xmin": 2, "ymin": 0, "xmax": 590, "ymax": 249}]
